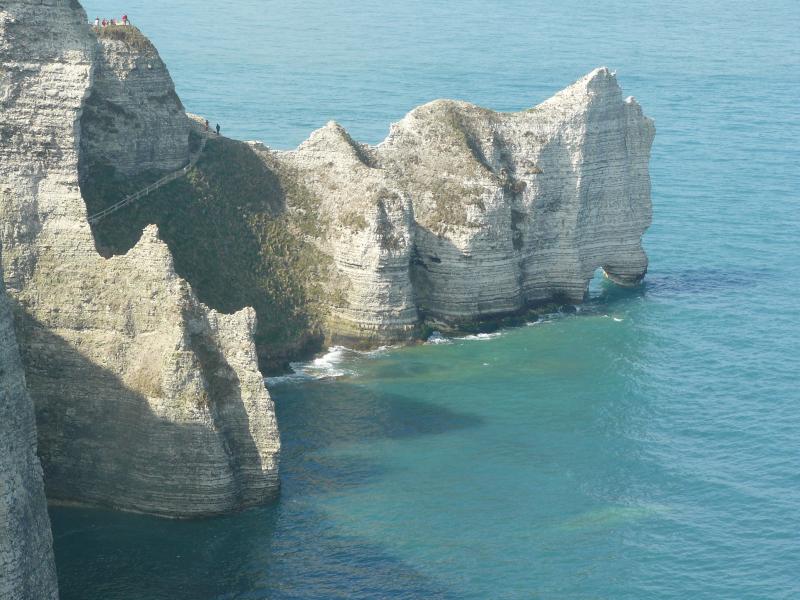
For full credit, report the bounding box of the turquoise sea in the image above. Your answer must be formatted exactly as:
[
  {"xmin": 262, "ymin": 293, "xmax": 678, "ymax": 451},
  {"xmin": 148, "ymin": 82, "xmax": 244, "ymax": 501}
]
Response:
[{"xmin": 52, "ymin": 0, "xmax": 800, "ymax": 598}]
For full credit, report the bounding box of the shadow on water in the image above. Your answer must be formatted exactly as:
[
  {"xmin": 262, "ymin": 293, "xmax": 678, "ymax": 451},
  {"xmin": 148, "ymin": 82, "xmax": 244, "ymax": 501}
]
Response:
[
  {"xmin": 584, "ymin": 263, "xmax": 777, "ymax": 310},
  {"xmin": 52, "ymin": 379, "xmax": 482, "ymax": 600},
  {"xmin": 51, "ymin": 500, "xmax": 460, "ymax": 600},
  {"xmin": 639, "ymin": 266, "xmax": 776, "ymax": 297},
  {"xmin": 272, "ymin": 377, "xmax": 486, "ymax": 496}
]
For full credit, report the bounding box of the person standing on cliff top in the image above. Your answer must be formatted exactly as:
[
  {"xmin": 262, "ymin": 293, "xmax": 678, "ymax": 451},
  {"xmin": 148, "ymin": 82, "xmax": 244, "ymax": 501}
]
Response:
[
  {"xmin": 122, "ymin": 14, "xmax": 129, "ymax": 26},
  {"xmin": 204, "ymin": 119, "xmax": 209, "ymax": 133},
  {"xmin": 216, "ymin": 123, "xmax": 221, "ymax": 136},
  {"xmin": 101, "ymin": 18, "xmax": 107, "ymax": 27},
  {"xmin": 93, "ymin": 17, "xmax": 100, "ymax": 28}
]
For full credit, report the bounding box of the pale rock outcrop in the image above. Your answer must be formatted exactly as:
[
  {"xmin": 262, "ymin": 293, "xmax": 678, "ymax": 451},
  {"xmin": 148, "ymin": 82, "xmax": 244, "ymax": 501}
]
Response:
[
  {"xmin": 81, "ymin": 27, "xmax": 190, "ymax": 175},
  {"xmin": 0, "ymin": 246, "xmax": 58, "ymax": 600},
  {"xmin": 279, "ymin": 68, "xmax": 654, "ymax": 341},
  {"xmin": 1, "ymin": 0, "xmax": 279, "ymax": 517},
  {"xmin": 276, "ymin": 123, "xmax": 418, "ymax": 341}
]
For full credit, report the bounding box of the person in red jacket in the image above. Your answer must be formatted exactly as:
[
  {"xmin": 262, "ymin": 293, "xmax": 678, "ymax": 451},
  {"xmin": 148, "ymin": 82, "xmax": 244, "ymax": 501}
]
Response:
[{"xmin": 122, "ymin": 14, "xmax": 128, "ymax": 26}]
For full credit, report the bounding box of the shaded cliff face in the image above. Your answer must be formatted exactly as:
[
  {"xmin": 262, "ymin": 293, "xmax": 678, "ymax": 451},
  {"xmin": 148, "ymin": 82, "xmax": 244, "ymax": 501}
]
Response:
[
  {"xmin": 1, "ymin": 0, "xmax": 279, "ymax": 517},
  {"xmin": 0, "ymin": 247, "xmax": 58, "ymax": 600}
]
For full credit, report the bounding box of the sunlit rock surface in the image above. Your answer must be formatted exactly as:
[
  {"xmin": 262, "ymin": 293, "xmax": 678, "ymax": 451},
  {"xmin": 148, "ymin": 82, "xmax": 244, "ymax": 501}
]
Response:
[{"xmin": 279, "ymin": 67, "xmax": 654, "ymax": 342}]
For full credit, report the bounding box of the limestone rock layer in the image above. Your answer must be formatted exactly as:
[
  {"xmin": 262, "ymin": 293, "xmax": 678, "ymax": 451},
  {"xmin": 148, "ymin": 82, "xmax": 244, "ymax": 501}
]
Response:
[
  {"xmin": 280, "ymin": 68, "xmax": 654, "ymax": 342},
  {"xmin": 1, "ymin": 0, "xmax": 279, "ymax": 518},
  {"xmin": 2, "ymin": 0, "xmax": 651, "ymax": 524},
  {"xmin": 0, "ymin": 246, "xmax": 58, "ymax": 600}
]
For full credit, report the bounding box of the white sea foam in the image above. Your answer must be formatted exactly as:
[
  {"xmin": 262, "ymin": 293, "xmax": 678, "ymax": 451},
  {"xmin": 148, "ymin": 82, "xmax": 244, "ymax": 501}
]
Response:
[
  {"xmin": 264, "ymin": 372, "xmax": 314, "ymax": 386},
  {"xmin": 296, "ymin": 346, "xmax": 355, "ymax": 378},
  {"xmin": 426, "ymin": 331, "xmax": 451, "ymax": 344},
  {"xmin": 462, "ymin": 332, "xmax": 503, "ymax": 341},
  {"xmin": 265, "ymin": 346, "xmax": 356, "ymax": 386},
  {"xmin": 527, "ymin": 311, "xmax": 563, "ymax": 326},
  {"xmin": 264, "ymin": 343, "xmax": 400, "ymax": 386}
]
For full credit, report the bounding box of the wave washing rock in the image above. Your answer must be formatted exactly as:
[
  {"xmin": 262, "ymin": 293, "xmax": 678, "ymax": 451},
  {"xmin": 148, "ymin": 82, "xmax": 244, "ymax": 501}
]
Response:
[
  {"xmin": 0, "ymin": 246, "xmax": 58, "ymax": 600},
  {"xmin": 0, "ymin": 0, "xmax": 279, "ymax": 518},
  {"xmin": 279, "ymin": 67, "xmax": 655, "ymax": 343}
]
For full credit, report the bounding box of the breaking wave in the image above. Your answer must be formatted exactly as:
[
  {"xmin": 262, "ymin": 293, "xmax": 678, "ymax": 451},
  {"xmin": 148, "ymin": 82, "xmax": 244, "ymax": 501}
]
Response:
[{"xmin": 266, "ymin": 345, "xmax": 394, "ymax": 386}]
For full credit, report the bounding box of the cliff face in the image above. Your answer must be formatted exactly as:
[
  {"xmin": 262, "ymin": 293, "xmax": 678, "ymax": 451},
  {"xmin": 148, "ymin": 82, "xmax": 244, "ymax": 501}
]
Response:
[
  {"xmin": 0, "ymin": 247, "xmax": 58, "ymax": 600},
  {"xmin": 81, "ymin": 26, "xmax": 190, "ymax": 176},
  {"xmin": 1, "ymin": 0, "xmax": 279, "ymax": 517},
  {"xmin": 282, "ymin": 67, "xmax": 654, "ymax": 342}
]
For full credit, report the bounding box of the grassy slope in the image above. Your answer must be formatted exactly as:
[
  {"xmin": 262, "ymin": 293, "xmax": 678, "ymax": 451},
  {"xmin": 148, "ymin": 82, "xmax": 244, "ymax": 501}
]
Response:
[{"xmin": 82, "ymin": 133, "xmax": 330, "ymax": 372}]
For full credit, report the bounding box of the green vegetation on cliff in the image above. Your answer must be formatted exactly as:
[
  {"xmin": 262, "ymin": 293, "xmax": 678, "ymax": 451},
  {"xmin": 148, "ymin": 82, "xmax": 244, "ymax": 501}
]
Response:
[
  {"xmin": 81, "ymin": 134, "xmax": 331, "ymax": 371},
  {"xmin": 94, "ymin": 25, "xmax": 156, "ymax": 53}
]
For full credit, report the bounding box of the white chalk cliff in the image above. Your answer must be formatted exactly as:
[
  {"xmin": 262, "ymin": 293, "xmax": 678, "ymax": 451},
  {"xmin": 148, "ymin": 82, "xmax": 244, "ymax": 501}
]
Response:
[
  {"xmin": 0, "ymin": 0, "xmax": 653, "ymax": 595},
  {"xmin": 0, "ymin": 0, "xmax": 279, "ymax": 525},
  {"xmin": 275, "ymin": 67, "xmax": 654, "ymax": 343},
  {"xmin": 0, "ymin": 245, "xmax": 58, "ymax": 600}
]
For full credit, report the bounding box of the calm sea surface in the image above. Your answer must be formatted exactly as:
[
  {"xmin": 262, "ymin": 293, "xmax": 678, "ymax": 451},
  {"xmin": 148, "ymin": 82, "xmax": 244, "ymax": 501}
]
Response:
[{"xmin": 52, "ymin": 1, "xmax": 800, "ymax": 598}]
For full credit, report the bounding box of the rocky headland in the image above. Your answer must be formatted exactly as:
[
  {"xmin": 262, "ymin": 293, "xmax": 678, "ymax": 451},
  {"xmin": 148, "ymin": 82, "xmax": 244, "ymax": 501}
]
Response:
[
  {"xmin": 84, "ymin": 63, "xmax": 654, "ymax": 371},
  {"xmin": 0, "ymin": 0, "xmax": 653, "ymax": 595}
]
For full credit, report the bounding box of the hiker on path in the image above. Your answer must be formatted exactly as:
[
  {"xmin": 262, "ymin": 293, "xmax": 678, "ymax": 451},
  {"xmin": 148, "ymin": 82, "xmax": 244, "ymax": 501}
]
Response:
[
  {"xmin": 101, "ymin": 18, "xmax": 107, "ymax": 27},
  {"xmin": 122, "ymin": 14, "xmax": 129, "ymax": 25},
  {"xmin": 204, "ymin": 119, "xmax": 209, "ymax": 132},
  {"xmin": 93, "ymin": 17, "xmax": 100, "ymax": 27},
  {"xmin": 215, "ymin": 123, "xmax": 221, "ymax": 136}
]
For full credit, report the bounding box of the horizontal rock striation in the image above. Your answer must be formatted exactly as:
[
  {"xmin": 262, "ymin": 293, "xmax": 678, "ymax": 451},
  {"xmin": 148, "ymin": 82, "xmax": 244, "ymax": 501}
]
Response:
[
  {"xmin": 0, "ymin": 246, "xmax": 58, "ymax": 600},
  {"xmin": 1, "ymin": 0, "xmax": 279, "ymax": 518},
  {"xmin": 281, "ymin": 68, "xmax": 654, "ymax": 342}
]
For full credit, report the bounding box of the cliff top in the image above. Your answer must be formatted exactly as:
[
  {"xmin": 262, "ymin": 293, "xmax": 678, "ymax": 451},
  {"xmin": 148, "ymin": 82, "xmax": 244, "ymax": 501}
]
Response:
[{"xmin": 94, "ymin": 24, "xmax": 156, "ymax": 54}]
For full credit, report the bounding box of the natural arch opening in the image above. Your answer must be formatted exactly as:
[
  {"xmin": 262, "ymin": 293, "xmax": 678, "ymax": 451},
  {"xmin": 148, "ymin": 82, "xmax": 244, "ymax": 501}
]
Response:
[{"xmin": 587, "ymin": 267, "xmax": 609, "ymax": 300}]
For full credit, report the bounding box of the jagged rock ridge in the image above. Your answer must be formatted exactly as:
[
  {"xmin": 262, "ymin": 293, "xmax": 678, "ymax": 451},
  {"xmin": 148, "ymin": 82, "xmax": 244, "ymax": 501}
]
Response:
[{"xmin": 83, "ymin": 43, "xmax": 654, "ymax": 363}]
